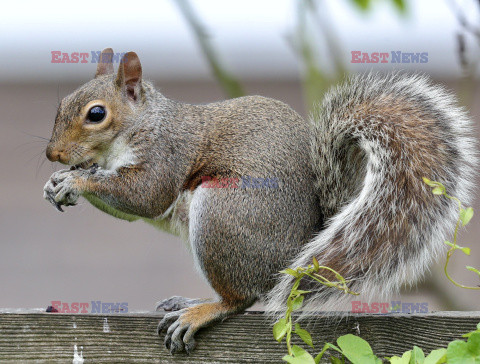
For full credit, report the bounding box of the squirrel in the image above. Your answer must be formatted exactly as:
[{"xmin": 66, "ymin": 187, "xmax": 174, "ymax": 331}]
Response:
[{"xmin": 44, "ymin": 48, "xmax": 477, "ymax": 354}]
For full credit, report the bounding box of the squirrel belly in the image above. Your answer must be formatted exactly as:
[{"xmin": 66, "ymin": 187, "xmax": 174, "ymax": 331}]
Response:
[{"xmin": 267, "ymin": 72, "xmax": 477, "ymax": 315}]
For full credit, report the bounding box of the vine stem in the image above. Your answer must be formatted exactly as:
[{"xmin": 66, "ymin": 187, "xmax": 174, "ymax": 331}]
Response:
[
  {"xmin": 443, "ymin": 192, "xmax": 480, "ymax": 290},
  {"xmin": 276, "ymin": 262, "xmax": 359, "ymax": 360},
  {"xmin": 284, "ymin": 277, "xmax": 298, "ymax": 356},
  {"xmin": 173, "ymin": 0, "xmax": 245, "ymax": 98}
]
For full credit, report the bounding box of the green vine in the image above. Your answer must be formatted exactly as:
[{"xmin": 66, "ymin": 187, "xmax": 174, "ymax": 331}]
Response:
[
  {"xmin": 273, "ymin": 258, "xmax": 358, "ymax": 361},
  {"xmin": 423, "ymin": 177, "xmax": 480, "ymax": 290}
]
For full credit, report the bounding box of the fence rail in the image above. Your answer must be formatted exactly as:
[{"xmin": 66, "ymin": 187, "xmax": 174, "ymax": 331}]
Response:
[{"xmin": 0, "ymin": 309, "xmax": 479, "ymax": 363}]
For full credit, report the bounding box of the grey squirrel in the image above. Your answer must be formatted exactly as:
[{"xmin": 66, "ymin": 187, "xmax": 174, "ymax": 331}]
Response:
[{"xmin": 43, "ymin": 49, "xmax": 477, "ymax": 354}]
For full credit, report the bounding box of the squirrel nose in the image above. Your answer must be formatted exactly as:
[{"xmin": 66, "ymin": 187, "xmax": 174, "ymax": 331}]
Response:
[{"xmin": 46, "ymin": 146, "xmax": 64, "ymax": 162}]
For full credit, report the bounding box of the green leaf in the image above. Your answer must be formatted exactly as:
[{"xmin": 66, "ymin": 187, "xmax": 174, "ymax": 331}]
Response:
[
  {"xmin": 444, "ymin": 241, "xmax": 471, "ymax": 255},
  {"xmin": 295, "ymin": 323, "xmax": 314, "ymax": 348},
  {"xmin": 402, "ymin": 351, "xmax": 413, "ymax": 362},
  {"xmin": 422, "ymin": 178, "xmax": 446, "ymax": 191},
  {"xmin": 432, "ymin": 186, "xmax": 444, "ymax": 195},
  {"xmin": 292, "ymin": 295, "xmax": 305, "ymax": 311},
  {"xmin": 410, "ymin": 346, "xmax": 425, "ymax": 363},
  {"xmin": 283, "ymin": 345, "xmax": 315, "ymax": 364},
  {"xmin": 422, "ymin": 177, "xmax": 436, "ymax": 187},
  {"xmin": 460, "ymin": 207, "xmax": 474, "ymax": 226},
  {"xmin": 283, "ymin": 354, "xmax": 314, "ymax": 364},
  {"xmin": 446, "ymin": 340, "xmax": 469, "ymax": 363},
  {"xmin": 315, "ymin": 342, "xmax": 343, "ymax": 363},
  {"xmin": 337, "ymin": 334, "xmax": 380, "ymax": 364},
  {"xmin": 287, "ymin": 299, "xmax": 293, "ymax": 311},
  {"xmin": 292, "ymin": 345, "xmax": 308, "ymax": 357},
  {"xmin": 312, "ymin": 257, "xmax": 320, "ymax": 271},
  {"xmin": 389, "ymin": 351, "xmax": 412, "ymax": 364},
  {"xmin": 462, "ymin": 322, "xmax": 480, "ymax": 338},
  {"xmin": 281, "ymin": 268, "xmax": 300, "ymax": 278},
  {"xmin": 329, "ymin": 356, "xmax": 343, "ymax": 364},
  {"xmin": 462, "ymin": 247, "xmax": 472, "ymax": 256},
  {"xmin": 273, "ymin": 318, "xmax": 288, "ymax": 342},
  {"xmin": 467, "ymin": 332, "xmax": 480, "ymax": 357},
  {"xmin": 424, "ymin": 348, "xmax": 447, "ymax": 364},
  {"xmin": 446, "ymin": 336, "xmax": 480, "ymax": 363},
  {"xmin": 389, "ymin": 357, "xmax": 405, "ymax": 364}
]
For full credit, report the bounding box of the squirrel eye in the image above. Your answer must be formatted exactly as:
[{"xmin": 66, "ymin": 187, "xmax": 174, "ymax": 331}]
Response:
[{"xmin": 87, "ymin": 106, "xmax": 106, "ymax": 123}]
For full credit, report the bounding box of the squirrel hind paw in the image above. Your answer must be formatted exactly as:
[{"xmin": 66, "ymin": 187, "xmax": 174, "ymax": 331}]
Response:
[
  {"xmin": 156, "ymin": 301, "xmax": 245, "ymax": 354},
  {"xmin": 155, "ymin": 296, "xmax": 209, "ymax": 312}
]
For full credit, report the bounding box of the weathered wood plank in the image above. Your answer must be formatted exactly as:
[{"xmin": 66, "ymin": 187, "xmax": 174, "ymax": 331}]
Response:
[{"xmin": 0, "ymin": 310, "xmax": 479, "ymax": 363}]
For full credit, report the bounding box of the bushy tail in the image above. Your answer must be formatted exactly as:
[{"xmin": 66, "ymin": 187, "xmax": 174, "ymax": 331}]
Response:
[{"xmin": 267, "ymin": 73, "xmax": 477, "ymax": 314}]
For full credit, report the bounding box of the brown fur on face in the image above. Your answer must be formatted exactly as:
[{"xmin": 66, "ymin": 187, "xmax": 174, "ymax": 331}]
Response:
[
  {"xmin": 46, "ymin": 50, "xmax": 145, "ymax": 167},
  {"xmin": 46, "ymin": 76, "xmax": 132, "ymax": 165}
]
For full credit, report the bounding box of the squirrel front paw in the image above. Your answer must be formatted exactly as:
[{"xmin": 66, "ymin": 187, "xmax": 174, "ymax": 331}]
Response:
[{"xmin": 43, "ymin": 169, "xmax": 86, "ymax": 212}]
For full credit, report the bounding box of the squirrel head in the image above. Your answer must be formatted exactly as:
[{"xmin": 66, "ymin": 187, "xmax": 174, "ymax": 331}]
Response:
[{"xmin": 46, "ymin": 48, "xmax": 145, "ymax": 167}]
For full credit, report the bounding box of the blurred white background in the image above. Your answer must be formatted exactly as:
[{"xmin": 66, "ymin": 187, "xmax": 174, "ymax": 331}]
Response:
[{"xmin": 1, "ymin": 0, "xmax": 479, "ymax": 82}]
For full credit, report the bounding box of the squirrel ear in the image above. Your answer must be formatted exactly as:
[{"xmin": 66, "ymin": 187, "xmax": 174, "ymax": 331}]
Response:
[
  {"xmin": 116, "ymin": 52, "xmax": 142, "ymax": 102},
  {"xmin": 94, "ymin": 48, "xmax": 115, "ymax": 78}
]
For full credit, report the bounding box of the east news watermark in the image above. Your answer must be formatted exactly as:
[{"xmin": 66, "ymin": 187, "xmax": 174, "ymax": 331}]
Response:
[
  {"xmin": 50, "ymin": 50, "xmax": 128, "ymax": 64},
  {"xmin": 351, "ymin": 300, "xmax": 429, "ymax": 314},
  {"xmin": 47, "ymin": 300, "xmax": 128, "ymax": 313},
  {"xmin": 351, "ymin": 51, "xmax": 428, "ymax": 64}
]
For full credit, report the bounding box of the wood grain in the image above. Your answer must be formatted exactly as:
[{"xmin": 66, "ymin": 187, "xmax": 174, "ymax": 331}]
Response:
[{"xmin": 0, "ymin": 310, "xmax": 479, "ymax": 363}]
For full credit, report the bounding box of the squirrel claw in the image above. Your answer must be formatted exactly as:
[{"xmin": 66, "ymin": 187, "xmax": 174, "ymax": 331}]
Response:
[
  {"xmin": 157, "ymin": 310, "xmax": 182, "ymax": 335},
  {"xmin": 157, "ymin": 309, "xmax": 196, "ymax": 355},
  {"xmin": 45, "ymin": 190, "xmax": 64, "ymax": 212},
  {"xmin": 54, "ymin": 202, "xmax": 64, "ymax": 212}
]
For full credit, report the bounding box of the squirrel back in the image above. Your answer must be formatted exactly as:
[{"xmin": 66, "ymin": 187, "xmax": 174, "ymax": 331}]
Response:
[{"xmin": 267, "ymin": 72, "xmax": 477, "ymax": 314}]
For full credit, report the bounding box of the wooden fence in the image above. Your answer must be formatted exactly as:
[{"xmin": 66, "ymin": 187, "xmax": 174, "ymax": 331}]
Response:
[{"xmin": 0, "ymin": 309, "xmax": 479, "ymax": 363}]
